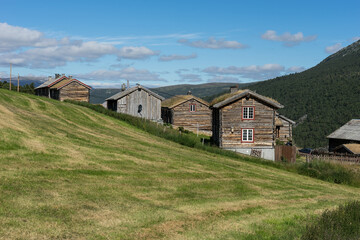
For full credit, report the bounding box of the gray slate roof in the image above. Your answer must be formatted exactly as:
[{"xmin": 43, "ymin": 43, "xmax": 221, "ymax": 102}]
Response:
[
  {"xmin": 327, "ymin": 119, "xmax": 360, "ymax": 141},
  {"xmin": 35, "ymin": 78, "xmax": 57, "ymax": 89},
  {"xmin": 212, "ymin": 89, "xmax": 284, "ymax": 109},
  {"xmin": 106, "ymin": 85, "xmax": 165, "ymax": 101}
]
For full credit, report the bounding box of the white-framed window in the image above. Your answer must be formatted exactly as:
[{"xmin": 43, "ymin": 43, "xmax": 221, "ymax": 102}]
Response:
[
  {"xmin": 242, "ymin": 107, "xmax": 254, "ymax": 120},
  {"xmin": 242, "ymin": 129, "xmax": 254, "ymax": 142},
  {"xmin": 190, "ymin": 104, "xmax": 196, "ymax": 112}
]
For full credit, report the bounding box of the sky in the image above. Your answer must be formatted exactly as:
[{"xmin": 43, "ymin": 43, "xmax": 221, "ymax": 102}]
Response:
[{"xmin": 0, "ymin": 0, "xmax": 359, "ymax": 88}]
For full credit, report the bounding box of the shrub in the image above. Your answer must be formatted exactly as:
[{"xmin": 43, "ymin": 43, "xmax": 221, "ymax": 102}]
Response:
[
  {"xmin": 302, "ymin": 201, "xmax": 360, "ymax": 240},
  {"xmin": 296, "ymin": 160, "xmax": 354, "ymax": 185}
]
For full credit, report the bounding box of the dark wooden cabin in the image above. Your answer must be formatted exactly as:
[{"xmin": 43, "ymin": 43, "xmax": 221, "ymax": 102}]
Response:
[
  {"xmin": 327, "ymin": 119, "xmax": 360, "ymax": 152},
  {"xmin": 161, "ymin": 94, "xmax": 212, "ymax": 134},
  {"xmin": 106, "ymin": 85, "xmax": 164, "ymax": 121},
  {"xmin": 211, "ymin": 89, "xmax": 284, "ymax": 160},
  {"xmin": 35, "ymin": 75, "xmax": 91, "ymax": 102}
]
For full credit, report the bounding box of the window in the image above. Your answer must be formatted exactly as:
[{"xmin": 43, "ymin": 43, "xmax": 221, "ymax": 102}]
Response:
[
  {"xmin": 242, "ymin": 107, "xmax": 254, "ymax": 120},
  {"xmin": 190, "ymin": 104, "xmax": 196, "ymax": 112},
  {"xmin": 242, "ymin": 129, "xmax": 254, "ymax": 142}
]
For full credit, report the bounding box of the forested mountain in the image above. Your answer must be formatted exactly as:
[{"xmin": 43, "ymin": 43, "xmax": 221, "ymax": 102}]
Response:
[{"xmin": 248, "ymin": 40, "xmax": 360, "ymax": 148}]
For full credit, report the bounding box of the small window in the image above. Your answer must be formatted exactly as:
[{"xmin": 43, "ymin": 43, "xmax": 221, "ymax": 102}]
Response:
[
  {"xmin": 242, "ymin": 107, "xmax": 254, "ymax": 120},
  {"xmin": 190, "ymin": 104, "xmax": 196, "ymax": 112},
  {"xmin": 242, "ymin": 129, "xmax": 254, "ymax": 142}
]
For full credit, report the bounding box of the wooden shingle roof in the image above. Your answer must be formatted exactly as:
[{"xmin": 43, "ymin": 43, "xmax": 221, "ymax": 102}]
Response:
[
  {"xmin": 327, "ymin": 119, "xmax": 360, "ymax": 141},
  {"xmin": 161, "ymin": 95, "xmax": 209, "ymax": 109},
  {"xmin": 106, "ymin": 85, "xmax": 165, "ymax": 101},
  {"xmin": 211, "ymin": 89, "xmax": 283, "ymax": 109},
  {"xmin": 50, "ymin": 79, "xmax": 91, "ymax": 90}
]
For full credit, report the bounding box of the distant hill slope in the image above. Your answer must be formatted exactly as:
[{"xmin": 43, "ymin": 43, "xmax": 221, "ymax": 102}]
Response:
[
  {"xmin": 89, "ymin": 83, "xmax": 248, "ymax": 105},
  {"xmin": 90, "ymin": 88, "xmax": 121, "ymax": 104},
  {"xmin": 0, "ymin": 77, "xmax": 45, "ymax": 87},
  {"xmin": 151, "ymin": 82, "xmax": 250, "ymax": 99},
  {"xmin": 1, "ymin": 89, "xmax": 359, "ymax": 239},
  {"xmin": 249, "ymin": 40, "xmax": 360, "ymax": 148}
]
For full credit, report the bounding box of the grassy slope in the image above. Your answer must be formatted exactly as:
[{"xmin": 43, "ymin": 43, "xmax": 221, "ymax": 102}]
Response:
[{"xmin": 0, "ymin": 89, "xmax": 360, "ymax": 240}]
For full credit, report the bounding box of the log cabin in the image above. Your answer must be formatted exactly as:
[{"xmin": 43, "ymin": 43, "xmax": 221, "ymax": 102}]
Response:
[
  {"xmin": 161, "ymin": 93, "xmax": 212, "ymax": 134},
  {"xmin": 327, "ymin": 119, "xmax": 360, "ymax": 152},
  {"xmin": 211, "ymin": 89, "xmax": 284, "ymax": 160},
  {"xmin": 275, "ymin": 114, "xmax": 295, "ymax": 143},
  {"xmin": 35, "ymin": 74, "xmax": 91, "ymax": 102},
  {"xmin": 106, "ymin": 85, "xmax": 164, "ymax": 121}
]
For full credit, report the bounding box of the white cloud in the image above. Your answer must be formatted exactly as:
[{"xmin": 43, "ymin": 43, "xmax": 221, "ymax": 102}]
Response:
[
  {"xmin": 159, "ymin": 53, "xmax": 197, "ymax": 62},
  {"xmin": 261, "ymin": 30, "xmax": 317, "ymax": 46},
  {"xmin": 0, "ymin": 22, "xmax": 161, "ymax": 68},
  {"xmin": 351, "ymin": 36, "xmax": 360, "ymax": 42},
  {"xmin": 178, "ymin": 37, "xmax": 248, "ymax": 49},
  {"xmin": 325, "ymin": 43, "xmax": 342, "ymax": 54},
  {"xmin": 118, "ymin": 46, "xmax": 159, "ymax": 59},
  {"xmin": 286, "ymin": 66, "xmax": 306, "ymax": 73},
  {"xmin": 0, "ymin": 22, "xmax": 44, "ymax": 52},
  {"xmin": 76, "ymin": 67, "xmax": 166, "ymax": 83},
  {"xmin": 0, "ymin": 40, "xmax": 117, "ymax": 68}
]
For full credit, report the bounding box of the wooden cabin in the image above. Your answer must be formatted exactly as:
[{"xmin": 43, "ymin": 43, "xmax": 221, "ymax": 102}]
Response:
[
  {"xmin": 35, "ymin": 75, "xmax": 91, "ymax": 102},
  {"xmin": 211, "ymin": 89, "xmax": 284, "ymax": 160},
  {"xmin": 161, "ymin": 94, "xmax": 211, "ymax": 134},
  {"xmin": 333, "ymin": 144, "xmax": 360, "ymax": 155},
  {"xmin": 106, "ymin": 85, "xmax": 164, "ymax": 121},
  {"xmin": 327, "ymin": 119, "xmax": 360, "ymax": 152},
  {"xmin": 275, "ymin": 114, "xmax": 295, "ymax": 143}
]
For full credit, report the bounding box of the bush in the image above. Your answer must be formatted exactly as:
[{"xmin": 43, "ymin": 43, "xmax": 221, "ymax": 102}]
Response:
[
  {"xmin": 296, "ymin": 160, "xmax": 354, "ymax": 185},
  {"xmin": 302, "ymin": 201, "xmax": 360, "ymax": 240}
]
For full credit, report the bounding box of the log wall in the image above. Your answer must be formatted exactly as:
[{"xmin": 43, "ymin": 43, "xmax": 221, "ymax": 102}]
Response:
[
  {"xmin": 172, "ymin": 99, "xmax": 211, "ymax": 133},
  {"xmin": 219, "ymin": 96, "xmax": 275, "ymax": 148},
  {"xmin": 59, "ymin": 82, "xmax": 89, "ymax": 102},
  {"xmin": 278, "ymin": 118, "xmax": 292, "ymax": 142}
]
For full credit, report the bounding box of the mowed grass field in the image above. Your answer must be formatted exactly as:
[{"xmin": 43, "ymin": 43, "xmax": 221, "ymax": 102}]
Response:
[{"xmin": 0, "ymin": 89, "xmax": 359, "ymax": 240}]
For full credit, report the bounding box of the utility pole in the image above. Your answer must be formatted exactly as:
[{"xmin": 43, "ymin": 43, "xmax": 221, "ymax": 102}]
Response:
[
  {"xmin": 9, "ymin": 63, "xmax": 12, "ymax": 91},
  {"xmin": 17, "ymin": 73, "xmax": 20, "ymax": 92}
]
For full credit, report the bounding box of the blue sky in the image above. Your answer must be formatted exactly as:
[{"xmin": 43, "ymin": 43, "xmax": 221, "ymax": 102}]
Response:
[{"xmin": 0, "ymin": 0, "xmax": 359, "ymax": 88}]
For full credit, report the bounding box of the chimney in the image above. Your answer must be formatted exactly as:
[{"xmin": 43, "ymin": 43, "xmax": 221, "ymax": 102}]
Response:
[
  {"xmin": 230, "ymin": 85, "xmax": 238, "ymax": 93},
  {"xmin": 48, "ymin": 76, "xmax": 53, "ymax": 81},
  {"xmin": 68, "ymin": 75, "xmax": 73, "ymax": 79},
  {"xmin": 127, "ymin": 79, "xmax": 130, "ymax": 89},
  {"xmin": 187, "ymin": 90, "xmax": 192, "ymax": 95}
]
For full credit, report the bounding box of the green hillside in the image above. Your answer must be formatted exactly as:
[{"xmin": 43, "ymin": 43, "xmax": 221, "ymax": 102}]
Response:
[
  {"xmin": 0, "ymin": 89, "xmax": 360, "ymax": 239},
  {"xmin": 249, "ymin": 40, "xmax": 360, "ymax": 148}
]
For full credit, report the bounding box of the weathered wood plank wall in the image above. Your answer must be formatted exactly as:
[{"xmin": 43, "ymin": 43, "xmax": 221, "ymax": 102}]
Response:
[
  {"xmin": 172, "ymin": 99, "xmax": 211, "ymax": 132},
  {"xmin": 117, "ymin": 89, "xmax": 161, "ymax": 120},
  {"xmin": 59, "ymin": 82, "xmax": 89, "ymax": 102},
  {"xmin": 220, "ymin": 96, "xmax": 275, "ymax": 148}
]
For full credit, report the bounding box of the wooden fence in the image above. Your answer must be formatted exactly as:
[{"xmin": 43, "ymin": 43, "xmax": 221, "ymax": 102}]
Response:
[
  {"xmin": 275, "ymin": 145, "xmax": 296, "ymax": 163},
  {"xmin": 302, "ymin": 153, "xmax": 360, "ymax": 164}
]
